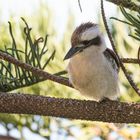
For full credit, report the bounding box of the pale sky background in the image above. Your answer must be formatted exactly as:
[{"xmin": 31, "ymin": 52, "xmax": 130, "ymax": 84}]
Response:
[
  {"xmin": 0, "ymin": 0, "xmax": 117, "ymax": 139},
  {"xmin": 0, "ymin": 0, "xmax": 117, "ymax": 36}
]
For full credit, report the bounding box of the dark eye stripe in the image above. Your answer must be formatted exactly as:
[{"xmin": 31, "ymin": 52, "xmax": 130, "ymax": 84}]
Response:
[
  {"xmin": 81, "ymin": 40, "xmax": 90, "ymax": 45},
  {"xmin": 81, "ymin": 36, "xmax": 101, "ymax": 46}
]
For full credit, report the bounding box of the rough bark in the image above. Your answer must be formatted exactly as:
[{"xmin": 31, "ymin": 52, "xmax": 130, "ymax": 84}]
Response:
[
  {"xmin": 0, "ymin": 92, "xmax": 139, "ymax": 124},
  {"xmin": 0, "ymin": 136, "xmax": 18, "ymax": 140}
]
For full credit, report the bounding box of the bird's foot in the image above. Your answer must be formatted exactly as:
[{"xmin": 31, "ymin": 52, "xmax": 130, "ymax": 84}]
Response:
[{"xmin": 99, "ymin": 97, "xmax": 111, "ymax": 103}]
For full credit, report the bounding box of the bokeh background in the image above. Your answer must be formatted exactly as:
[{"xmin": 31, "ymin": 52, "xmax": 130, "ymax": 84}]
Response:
[{"xmin": 0, "ymin": 0, "xmax": 140, "ymax": 139}]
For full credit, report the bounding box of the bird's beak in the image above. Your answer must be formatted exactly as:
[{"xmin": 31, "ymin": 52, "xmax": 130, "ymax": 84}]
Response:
[{"xmin": 64, "ymin": 46, "xmax": 83, "ymax": 60}]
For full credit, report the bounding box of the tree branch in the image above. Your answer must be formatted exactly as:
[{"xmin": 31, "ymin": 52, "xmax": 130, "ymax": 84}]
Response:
[
  {"xmin": 0, "ymin": 51, "xmax": 73, "ymax": 88},
  {"xmin": 0, "ymin": 51, "xmax": 139, "ymax": 91},
  {"xmin": 121, "ymin": 58, "xmax": 140, "ymax": 64},
  {"xmin": 0, "ymin": 135, "xmax": 18, "ymax": 140},
  {"xmin": 106, "ymin": 0, "xmax": 140, "ymax": 13},
  {"xmin": 0, "ymin": 92, "xmax": 139, "ymax": 123}
]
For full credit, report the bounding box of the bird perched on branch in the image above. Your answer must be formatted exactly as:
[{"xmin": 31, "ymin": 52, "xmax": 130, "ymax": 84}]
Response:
[{"xmin": 64, "ymin": 22, "xmax": 120, "ymax": 102}]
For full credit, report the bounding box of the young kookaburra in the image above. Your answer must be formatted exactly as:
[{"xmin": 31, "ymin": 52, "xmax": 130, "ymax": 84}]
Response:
[{"xmin": 64, "ymin": 22, "xmax": 120, "ymax": 101}]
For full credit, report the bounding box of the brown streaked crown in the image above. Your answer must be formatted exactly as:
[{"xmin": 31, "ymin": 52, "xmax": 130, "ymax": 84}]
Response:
[{"xmin": 71, "ymin": 22, "xmax": 97, "ymax": 47}]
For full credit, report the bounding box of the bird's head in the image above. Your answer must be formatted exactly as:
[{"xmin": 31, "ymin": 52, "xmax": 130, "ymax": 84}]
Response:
[{"xmin": 64, "ymin": 22, "xmax": 104, "ymax": 60}]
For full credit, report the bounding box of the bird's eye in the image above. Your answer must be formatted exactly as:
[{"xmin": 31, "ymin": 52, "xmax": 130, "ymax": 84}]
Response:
[
  {"xmin": 81, "ymin": 40, "xmax": 90, "ymax": 46},
  {"xmin": 91, "ymin": 36, "xmax": 101, "ymax": 45},
  {"xmin": 81, "ymin": 36, "xmax": 101, "ymax": 46}
]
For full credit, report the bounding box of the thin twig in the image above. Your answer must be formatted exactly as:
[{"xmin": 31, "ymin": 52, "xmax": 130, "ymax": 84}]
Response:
[
  {"xmin": 101, "ymin": 0, "xmax": 140, "ymax": 96},
  {"xmin": 121, "ymin": 58, "xmax": 140, "ymax": 64},
  {"xmin": 78, "ymin": 0, "xmax": 82, "ymax": 12}
]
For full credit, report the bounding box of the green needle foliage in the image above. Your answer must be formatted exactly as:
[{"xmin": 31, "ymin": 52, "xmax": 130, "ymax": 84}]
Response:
[
  {"xmin": 111, "ymin": 7, "xmax": 140, "ymax": 41},
  {"xmin": 0, "ymin": 18, "xmax": 61, "ymax": 92},
  {"xmin": 110, "ymin": 6, "xmax": 140, "ymax": 102}
]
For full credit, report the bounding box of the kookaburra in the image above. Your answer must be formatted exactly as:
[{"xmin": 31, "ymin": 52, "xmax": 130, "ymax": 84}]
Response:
[{"xmin": 64, "ymin": 22, "xmax": 120, "ymax": 101}]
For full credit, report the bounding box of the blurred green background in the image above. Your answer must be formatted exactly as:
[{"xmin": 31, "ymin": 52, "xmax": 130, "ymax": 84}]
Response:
[{"xmin": 0, "ymin": 0, "xmax": 140, "ymax": 139}]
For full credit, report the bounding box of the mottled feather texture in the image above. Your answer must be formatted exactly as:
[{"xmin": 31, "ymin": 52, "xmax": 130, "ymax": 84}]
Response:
[
  {"xmin": 103, "ymin": 48, "xmax": 120, "ymax": 73},
  {"xmin": 71, "ymin": 22, "xmax": 97, "ymax": 47}
]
